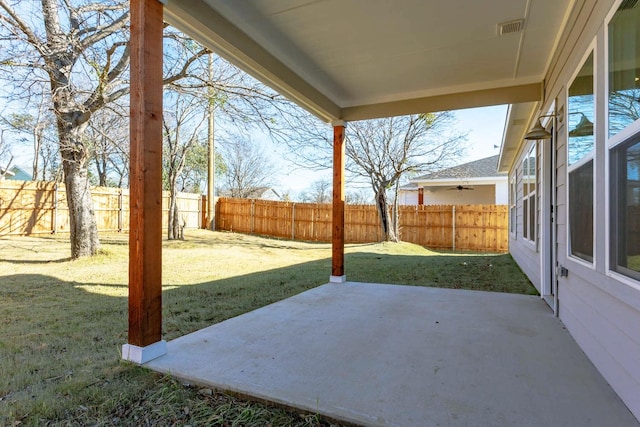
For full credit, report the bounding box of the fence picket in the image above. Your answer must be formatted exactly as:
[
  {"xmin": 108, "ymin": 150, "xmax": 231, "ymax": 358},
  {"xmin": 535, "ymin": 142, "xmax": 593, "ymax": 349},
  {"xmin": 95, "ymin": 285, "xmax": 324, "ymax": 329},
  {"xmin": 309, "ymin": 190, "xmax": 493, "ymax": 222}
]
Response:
[
  {"xmin": 216, "ymin": 198, "xmax": 508, "ymax": 252},
  {"xmin": 0, "ymin": 181, "xmax": 509, "ymax": 252}
]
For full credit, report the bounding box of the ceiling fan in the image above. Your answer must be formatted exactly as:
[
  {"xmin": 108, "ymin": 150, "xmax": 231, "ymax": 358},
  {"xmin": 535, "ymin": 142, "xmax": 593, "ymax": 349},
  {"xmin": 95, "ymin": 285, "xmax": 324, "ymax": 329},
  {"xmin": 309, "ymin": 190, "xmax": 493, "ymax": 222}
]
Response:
[{"xmin": 449, "ymin": 184, "xmax": 474, "ymax": 191}]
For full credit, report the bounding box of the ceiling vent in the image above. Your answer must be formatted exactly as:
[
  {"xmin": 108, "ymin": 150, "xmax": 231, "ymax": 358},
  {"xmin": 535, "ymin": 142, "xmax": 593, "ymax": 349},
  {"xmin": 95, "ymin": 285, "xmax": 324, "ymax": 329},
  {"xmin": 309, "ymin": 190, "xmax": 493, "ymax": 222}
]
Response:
[
  {"xmin": 619, "ymin": 0, "xmax": 638, "ymax": 9},
  {"xmin": 498, "ymin": 19, "xmax": 525, "ymax": 36}
]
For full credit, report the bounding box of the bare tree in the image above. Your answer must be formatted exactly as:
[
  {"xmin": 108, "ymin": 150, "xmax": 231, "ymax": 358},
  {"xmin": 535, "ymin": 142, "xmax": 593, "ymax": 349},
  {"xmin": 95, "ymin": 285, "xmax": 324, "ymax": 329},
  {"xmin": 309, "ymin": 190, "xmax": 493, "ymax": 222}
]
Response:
[
  {"xmin": 283, "ymin": 112, "xmax": 467, "ymax": 241},
  {"xmin": 176, "ymin": 139, "xmax": 225, "ymax": 194},
  {"xmin": 346, "ymin": 189, "xmax": 370, "ymax": 205},
  {"xmin": 0, "ymin": 1, "xmax": 326, "ymax": 253},
  {"xmin": 0, "ymin": 128, "xmax": 13, "ymax": 174},
  {"xmin": 0, "ymin": 1, "xmax": 212, "ymax": 257},
  {"xmin": 301, "ymin": 179, "xmax": 332, "ymax": 204},
  {"xmin": 220, "ymin": 137, "xmax": 277, "ymax": 198},
  {"xmin": 85, "ymin": 104, "xmax": 129, "ymax": 187},
  {"xmin": 162, "ymin": 89, "xmax": 207, "ymax": 240},
  {"xmin": 1, "ymin": 87, "xmax": 55, "ymax": 180}
]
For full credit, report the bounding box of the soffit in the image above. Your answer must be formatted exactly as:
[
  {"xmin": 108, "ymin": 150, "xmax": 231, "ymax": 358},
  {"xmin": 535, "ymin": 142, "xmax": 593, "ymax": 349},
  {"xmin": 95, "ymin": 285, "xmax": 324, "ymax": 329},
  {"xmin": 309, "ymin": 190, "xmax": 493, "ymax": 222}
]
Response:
[
  {"xmin": 165, "ymin": 0, "xmax": 572, "ymax": 122},
  {"xmin": 498, "ymin": 102, "xmax": 539, "ymax": 172}
]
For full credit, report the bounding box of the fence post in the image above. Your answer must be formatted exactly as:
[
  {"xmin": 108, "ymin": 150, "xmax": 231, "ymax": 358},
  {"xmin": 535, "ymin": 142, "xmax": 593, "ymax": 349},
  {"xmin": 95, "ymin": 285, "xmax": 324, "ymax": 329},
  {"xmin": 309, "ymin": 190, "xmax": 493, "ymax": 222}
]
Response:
[
  {"xmin": 118, "ymin": 189, "xmax": 124, "ymax": 232},
  {"xmin": 452, "ymin": 205, "xmax": 456, "ymax": 251},
  {"xmin": 250, "ymin": 199, "xmax": 255, "ymax": 234},
  {"xmin": 197, "ymin": 194, "xmax": 202, "ymax": 229},
  {"xmin": 291, "ymin": 202, "xmax": 296, "ymax": 240},
  {"xmin": 52, "ymin": 183, "xmax": 58, "ymax": 234}
]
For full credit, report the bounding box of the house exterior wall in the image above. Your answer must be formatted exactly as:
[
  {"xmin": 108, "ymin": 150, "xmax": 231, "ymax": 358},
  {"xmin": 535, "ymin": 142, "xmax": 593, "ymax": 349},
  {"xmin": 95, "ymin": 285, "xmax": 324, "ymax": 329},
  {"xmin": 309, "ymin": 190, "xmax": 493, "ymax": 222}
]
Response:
[
  {"xmin": 509, "ymin": 0, "xmax": 640, "ymax": 420},
  {"xmin": 398, "ymin": 190, "xmax": 418, "ymax": 205},
  {"xmin": 509, "ymin": 140, "xmax": 542, "ymax": 292},
  {"xmin": 422, "ymin": 185, "xmax": 496, "ymax": 205},
  {"xmin": 401, "ymin": 183, "xmax": 507, "ymax": 206},
  {"xmin": 494, "ymin": 181, "xmax": 508, "ymax": 204}
]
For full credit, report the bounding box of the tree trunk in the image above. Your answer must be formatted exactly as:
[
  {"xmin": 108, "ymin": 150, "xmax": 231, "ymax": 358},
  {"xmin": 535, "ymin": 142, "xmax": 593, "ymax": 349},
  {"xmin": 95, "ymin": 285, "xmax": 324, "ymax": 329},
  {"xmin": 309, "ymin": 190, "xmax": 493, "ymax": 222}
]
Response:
[
  {"xmin": 375, "ymin": 187, "xmax": 398, "ymax": 242},
  {"xmin": 60, "ymin": 142, "xmax": 100, "ymax": 258},
  {"xmin": 392, "ymin": 180, "xmax": 400, "ymax": 240},
  {"xmin": 168, "ymin": 184, "xmax": 181, "ymax": 240}
]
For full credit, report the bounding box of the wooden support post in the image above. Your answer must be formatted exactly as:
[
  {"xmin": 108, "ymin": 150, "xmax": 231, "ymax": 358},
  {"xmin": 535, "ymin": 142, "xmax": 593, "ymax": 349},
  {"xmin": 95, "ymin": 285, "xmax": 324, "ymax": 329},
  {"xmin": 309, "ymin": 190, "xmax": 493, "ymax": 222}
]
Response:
[
  {"xmin": 331, "ymin": 123, "xmax": 346, "ymax": 283},
  {"xmin": 418, "ymin": 187, "xmax": 424, "ymax": 205},
  {"xmin": 123, "ymin": 0, "xmax": 166, "ymax": 364}
]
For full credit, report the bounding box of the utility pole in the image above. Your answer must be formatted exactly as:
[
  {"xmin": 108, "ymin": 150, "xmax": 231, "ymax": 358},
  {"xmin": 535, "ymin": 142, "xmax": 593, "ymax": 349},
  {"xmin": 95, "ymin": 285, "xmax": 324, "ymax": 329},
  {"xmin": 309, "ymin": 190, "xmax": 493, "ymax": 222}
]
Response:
[{"xmin": 207, "ymin": 53, "xmax": 215, "ymax": 230}]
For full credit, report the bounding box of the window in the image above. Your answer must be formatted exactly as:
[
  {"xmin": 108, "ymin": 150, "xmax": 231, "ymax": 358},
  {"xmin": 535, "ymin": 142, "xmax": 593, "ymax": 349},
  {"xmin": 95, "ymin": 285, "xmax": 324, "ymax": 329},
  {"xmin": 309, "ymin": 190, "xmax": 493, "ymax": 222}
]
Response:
[
  {"xmin": 522, "ymin": 144, "xmax": 536, "ymax": 243},
  {"xmin": 510, "ymin": 175, "xmax": 516, "ymax": 236},
  {"xmin": 569, "ymin": 160, "xmax": 594, "ymax": 262},
  {"xmin": 568, "ymin": 51, "xmax": 595, "ymax": 263},
  {"xmin": 608, "ymin": 1, "xmax": 640, "ymax": 282},
  {"xmin": 610, "ymin": 136, "xmax": 640, "ymax": 281},
  {"xmin": 608, "ymin": 1, "xmax": 640, "ymax": 137}
]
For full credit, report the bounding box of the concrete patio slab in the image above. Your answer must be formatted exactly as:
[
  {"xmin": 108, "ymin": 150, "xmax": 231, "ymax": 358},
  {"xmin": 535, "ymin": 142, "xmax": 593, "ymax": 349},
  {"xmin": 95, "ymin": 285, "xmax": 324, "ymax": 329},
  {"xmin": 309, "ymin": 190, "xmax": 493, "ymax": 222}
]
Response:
[{"xmin": 146, "ymin": 282, "xmax": 639, "ymax": 427}]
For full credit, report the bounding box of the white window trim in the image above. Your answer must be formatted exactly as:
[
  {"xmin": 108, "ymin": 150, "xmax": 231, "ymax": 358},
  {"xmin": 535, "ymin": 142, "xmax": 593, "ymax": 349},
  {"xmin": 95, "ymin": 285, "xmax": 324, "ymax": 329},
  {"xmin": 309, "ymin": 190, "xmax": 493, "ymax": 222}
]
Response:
[
  {"xmin": 604, "ymin": 1, "xmax": 640, "ymax": 285},
  {"xmin": 522, "ymin": 143, "xmax": 537, "ymax": 246},
  {"xmin": 566, "ymin": 43, "xmax": 597, "ymax": 268},
  {"xmin": 509, "ymin": 175, "xmax": 517, "ymax": 237}
]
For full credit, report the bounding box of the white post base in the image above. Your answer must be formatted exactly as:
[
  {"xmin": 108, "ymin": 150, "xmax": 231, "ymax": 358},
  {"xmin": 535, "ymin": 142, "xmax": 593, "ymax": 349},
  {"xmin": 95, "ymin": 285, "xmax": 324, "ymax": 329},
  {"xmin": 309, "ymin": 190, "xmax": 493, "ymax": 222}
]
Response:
[
  {"xmin": 122, "ymin": 340, "xmax": 167, "ymax": 364},
  {"xmin": 329, "ymin": 275, "xmax": 347, "ymax": 283}
]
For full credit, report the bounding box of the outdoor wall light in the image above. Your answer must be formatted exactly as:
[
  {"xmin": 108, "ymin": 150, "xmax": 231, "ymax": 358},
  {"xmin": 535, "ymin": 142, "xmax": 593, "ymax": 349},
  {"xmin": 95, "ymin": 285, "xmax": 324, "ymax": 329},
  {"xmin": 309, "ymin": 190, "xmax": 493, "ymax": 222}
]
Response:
[
  {"xmin": 568, "ymin": 112, "xmax": 594, "ymax": 137},
  {"xmin": 524, "ymin": 110, "xmax": 594, "ymax": 140},
  {"xmin": 524, "ymin": 114, "xmax": 555, "ymax": 140}
]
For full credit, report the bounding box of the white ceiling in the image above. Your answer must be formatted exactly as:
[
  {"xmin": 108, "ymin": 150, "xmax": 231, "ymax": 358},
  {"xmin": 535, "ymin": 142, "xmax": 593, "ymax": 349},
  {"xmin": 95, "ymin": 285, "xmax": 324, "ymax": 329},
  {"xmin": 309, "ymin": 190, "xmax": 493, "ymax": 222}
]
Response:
[{"xmin": 165, "ymin": 0, "xmax": 573, "ymax": 123}]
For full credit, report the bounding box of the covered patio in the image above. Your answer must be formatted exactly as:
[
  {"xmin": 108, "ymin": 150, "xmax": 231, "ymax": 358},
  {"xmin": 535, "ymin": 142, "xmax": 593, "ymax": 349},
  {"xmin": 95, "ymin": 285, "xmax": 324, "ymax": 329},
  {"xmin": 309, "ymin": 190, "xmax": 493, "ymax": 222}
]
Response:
[
  {"xmin": 123, "ymin": 0, "xmax": 639, "ymax": 424},
  {"xmin": 145, "ymin": 282, "xmax": 637, "ymax": 426}
]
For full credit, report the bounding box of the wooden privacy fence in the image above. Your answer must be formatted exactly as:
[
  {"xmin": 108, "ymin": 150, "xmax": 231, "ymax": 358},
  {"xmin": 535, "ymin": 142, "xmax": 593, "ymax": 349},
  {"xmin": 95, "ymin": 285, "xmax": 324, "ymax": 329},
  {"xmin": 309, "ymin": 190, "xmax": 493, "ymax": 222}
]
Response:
[
  {"xmin": 0, "ymin": 180, "xmax": 201, "ymax": 236},
  {"xmin": 216, "ymin": 198, "xmax": 508, "ymax": 252},
  {"xmin": 0, "ymin": 182, "xmax": 508, "ymax": 252}
]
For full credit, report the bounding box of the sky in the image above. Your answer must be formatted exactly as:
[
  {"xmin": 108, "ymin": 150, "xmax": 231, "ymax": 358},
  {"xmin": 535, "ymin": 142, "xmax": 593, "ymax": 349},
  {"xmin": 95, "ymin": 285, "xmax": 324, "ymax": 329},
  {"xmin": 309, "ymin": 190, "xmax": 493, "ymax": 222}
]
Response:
[
  {"xmin": 272, "ymin": 104, "xmax": 509, "ymax": 195},
  {"xmin": 5, "ymin": 100, "xmax": 509, "ymax": 198}
]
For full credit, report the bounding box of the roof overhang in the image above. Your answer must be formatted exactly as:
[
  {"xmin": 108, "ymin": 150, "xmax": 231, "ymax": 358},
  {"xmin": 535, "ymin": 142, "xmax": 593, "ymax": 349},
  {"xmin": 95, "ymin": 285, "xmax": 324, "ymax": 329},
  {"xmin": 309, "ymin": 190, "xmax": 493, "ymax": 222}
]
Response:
[
  {"xmin": 164, "ymin": 1, "xmax": 571, "ymax": 123},
  {"xmin": 498, "ymin": 102, "xmax": 538, "ymax": 172},
  {"xmin": 411, "ymin": 176, "xmax": 509, "ymax": 186}
]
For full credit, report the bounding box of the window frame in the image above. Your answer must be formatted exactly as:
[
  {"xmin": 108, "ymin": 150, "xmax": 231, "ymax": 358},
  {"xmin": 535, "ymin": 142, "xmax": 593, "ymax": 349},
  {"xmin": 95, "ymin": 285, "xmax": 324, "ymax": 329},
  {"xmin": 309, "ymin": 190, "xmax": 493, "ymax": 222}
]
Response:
[
  {"xmin": 522, "ymin": 143, "xmax": 537, "ymax": 244},
  {"xmin": 566, "ymin": 46, "xmax": 597, "ymax": 267},
  {"xmin": 510, "ymin": 174, "xmax": 517, "ymax": 237},
  {"xmin": 606, "ymin": 0, "xmax": 640, "ymax": 285}
]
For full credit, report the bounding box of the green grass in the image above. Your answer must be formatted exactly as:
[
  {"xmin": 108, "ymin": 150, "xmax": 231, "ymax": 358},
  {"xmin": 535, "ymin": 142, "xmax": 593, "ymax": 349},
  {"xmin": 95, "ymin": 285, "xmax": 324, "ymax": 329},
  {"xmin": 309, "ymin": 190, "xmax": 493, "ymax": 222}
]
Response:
[{"xmin": 0, "ymin": 230, "xmax": 535, "ymax": 425}]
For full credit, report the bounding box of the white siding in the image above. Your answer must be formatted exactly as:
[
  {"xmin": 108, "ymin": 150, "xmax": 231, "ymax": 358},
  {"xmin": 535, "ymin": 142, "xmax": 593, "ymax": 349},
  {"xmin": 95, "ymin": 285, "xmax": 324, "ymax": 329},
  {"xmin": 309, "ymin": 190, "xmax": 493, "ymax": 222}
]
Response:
[
  {"xmin": 508, "ymin": 0, "xmax": 640, "ymax": 420},
  {"xmin": 422, "ymin": 184, "xmax": 496, "ymax": 205},
  {"xmin": 398, "ymin": 190, "xmax": 418, "ymax": 205},
  {"xmin": 494, "ymin": 181, "xmax": 508, "ymax": 204},
  {"xmin": 508, "ymin": 143, "xmax": 541, "ymax": 292}
]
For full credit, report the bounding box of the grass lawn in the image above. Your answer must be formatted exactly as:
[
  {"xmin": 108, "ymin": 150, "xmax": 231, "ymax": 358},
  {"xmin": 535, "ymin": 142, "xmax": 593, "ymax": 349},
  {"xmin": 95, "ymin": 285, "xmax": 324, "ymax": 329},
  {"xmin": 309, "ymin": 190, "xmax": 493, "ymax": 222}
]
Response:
[{"xmin": 0, "ymin": 230, "xmax": 535, "ymax": 426}]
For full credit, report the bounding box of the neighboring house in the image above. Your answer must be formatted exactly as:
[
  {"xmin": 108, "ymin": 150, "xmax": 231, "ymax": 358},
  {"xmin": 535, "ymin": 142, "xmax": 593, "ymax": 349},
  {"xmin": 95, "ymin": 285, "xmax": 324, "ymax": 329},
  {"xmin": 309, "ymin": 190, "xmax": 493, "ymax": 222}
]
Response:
[
  {"xmin": 0, "ymin": 167, "xmax": 15, "ymax": 180},
  {"xmin": 6, "ymin": 166, "xmax": 32, "ymax": 181},
  {"xmin": 218, "ymin": 186, "xmax": 274, "ymax": 200},
  {"xmin": 129, "ymin": 1, "xmax": 640, "ymax": 421},
  {"xmin": 398, "ymin": 155, "xmax": 507, "ymax": 205}
]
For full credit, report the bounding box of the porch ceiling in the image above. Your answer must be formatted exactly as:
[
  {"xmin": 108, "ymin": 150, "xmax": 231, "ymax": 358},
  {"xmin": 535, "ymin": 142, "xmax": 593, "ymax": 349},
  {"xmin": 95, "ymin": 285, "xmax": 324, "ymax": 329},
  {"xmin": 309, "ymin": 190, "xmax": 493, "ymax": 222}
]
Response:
[{"xmin": 164, "ymin": 0, "xmax": 573, "ymax": 123}]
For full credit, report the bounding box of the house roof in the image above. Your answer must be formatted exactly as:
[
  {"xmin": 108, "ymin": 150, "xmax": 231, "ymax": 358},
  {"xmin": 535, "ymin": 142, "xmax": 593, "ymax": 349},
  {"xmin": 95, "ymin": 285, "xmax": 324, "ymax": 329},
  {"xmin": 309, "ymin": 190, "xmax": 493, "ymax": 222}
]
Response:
[
  {"xmin": 164, "ymin": 1, "xmax": 573, "ymax": 123},
  {"xmin": 412, "ymin": 155, "xmax": 506, "ymax": 181},
  {"xmin": 8, "ymin": 166, "xmax": 33, "ymax": 181}
]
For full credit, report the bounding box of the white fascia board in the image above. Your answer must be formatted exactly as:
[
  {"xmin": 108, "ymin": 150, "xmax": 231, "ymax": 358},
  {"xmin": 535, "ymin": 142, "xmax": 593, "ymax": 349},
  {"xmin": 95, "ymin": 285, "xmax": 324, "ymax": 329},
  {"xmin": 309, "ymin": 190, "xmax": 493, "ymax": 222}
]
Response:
[
  {"xmin": 411, "ymin": 176, "xmax": 508, "ymax": 187},
  {"xmin": 343, "ymin": 83, "xmax": 542, "ymax": 121}
]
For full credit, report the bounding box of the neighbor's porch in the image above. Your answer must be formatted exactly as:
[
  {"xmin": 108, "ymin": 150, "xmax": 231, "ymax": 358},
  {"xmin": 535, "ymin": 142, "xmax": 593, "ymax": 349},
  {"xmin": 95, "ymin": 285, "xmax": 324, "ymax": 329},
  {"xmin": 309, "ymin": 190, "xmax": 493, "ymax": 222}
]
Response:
[{"xmin": 145, "ymin": 282, "xmax": 638, "ymax": 427}]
